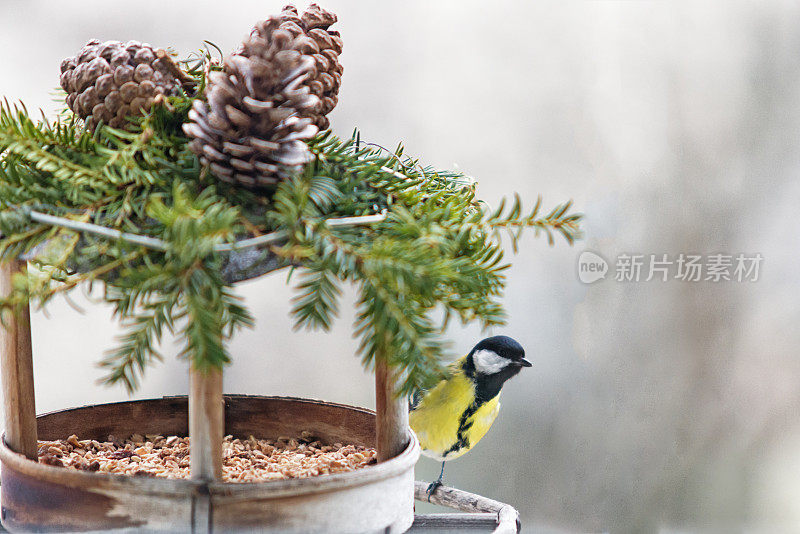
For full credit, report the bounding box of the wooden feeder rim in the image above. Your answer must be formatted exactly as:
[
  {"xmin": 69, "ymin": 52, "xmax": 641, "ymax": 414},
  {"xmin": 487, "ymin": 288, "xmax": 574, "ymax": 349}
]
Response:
[{"xmin": 0, "ymin": 396, "xmax": 419, "ymax": 499}]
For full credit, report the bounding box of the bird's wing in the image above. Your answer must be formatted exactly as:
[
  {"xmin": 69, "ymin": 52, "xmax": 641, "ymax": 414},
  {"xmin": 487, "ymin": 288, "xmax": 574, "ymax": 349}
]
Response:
[
  {"xmin": 409, "ymin": 355, "xmax": 466, "ymax": 412},
  {"xmin": 409, "ymin": 389, "xmax": 425, "ymax": 411}
]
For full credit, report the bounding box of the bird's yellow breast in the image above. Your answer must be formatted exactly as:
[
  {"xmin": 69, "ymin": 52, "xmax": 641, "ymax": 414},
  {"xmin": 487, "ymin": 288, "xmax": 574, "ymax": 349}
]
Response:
[{"xmin": 409, "ymin": 368, "xmax": 501, "ymax": 461}]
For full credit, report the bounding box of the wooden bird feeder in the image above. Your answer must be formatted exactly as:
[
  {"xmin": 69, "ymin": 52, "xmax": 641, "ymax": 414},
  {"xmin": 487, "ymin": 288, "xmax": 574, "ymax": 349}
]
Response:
[
  {"xmin": 0, "ymin": 253, "xmax": 421, "ymax": 533},
  {"xmin": 0, "ymin": 258, "xmax": 520, "ymax": 533}
]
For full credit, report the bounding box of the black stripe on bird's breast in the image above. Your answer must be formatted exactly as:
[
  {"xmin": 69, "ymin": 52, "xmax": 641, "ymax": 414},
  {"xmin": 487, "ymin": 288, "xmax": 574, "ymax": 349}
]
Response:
[{"xmin": 443, "ymin": 400, "xmax": 483, "ymax": 458}]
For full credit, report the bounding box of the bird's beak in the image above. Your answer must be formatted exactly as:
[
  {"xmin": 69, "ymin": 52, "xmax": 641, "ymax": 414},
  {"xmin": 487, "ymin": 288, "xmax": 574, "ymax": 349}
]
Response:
[{"xmin": 518, "ymin": 358, "xmax": 532, "ymax": 367}]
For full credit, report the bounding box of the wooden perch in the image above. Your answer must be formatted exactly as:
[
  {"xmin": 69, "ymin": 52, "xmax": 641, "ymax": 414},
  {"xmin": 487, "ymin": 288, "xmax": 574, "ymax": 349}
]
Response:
[
  {"xmin": 0, "ymin": 260, "xmax": 37, "ymax": 460},
  {"xmin": 414, "ymin": 481, "xmax": 520, "ymax": 534}
]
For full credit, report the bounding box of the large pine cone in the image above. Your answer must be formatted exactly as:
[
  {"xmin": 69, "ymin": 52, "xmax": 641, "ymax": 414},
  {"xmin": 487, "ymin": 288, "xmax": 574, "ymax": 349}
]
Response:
[
  {"xmin": 60, "ymin": 40, "xmax": 189, "ymax": 131},
  {"xmin": 183, "ymin": 16, "xmax": 320, "ymax": 188},
  {"xmin": 263, "ymin": 4, "xmax": 343, "ymax": 130}
]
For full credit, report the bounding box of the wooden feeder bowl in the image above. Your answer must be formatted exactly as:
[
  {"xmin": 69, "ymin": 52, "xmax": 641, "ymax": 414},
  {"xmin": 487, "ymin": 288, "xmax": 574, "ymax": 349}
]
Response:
[{"xmin": 0, "ymin": 395, "xmax": 419, "ymax": 533}]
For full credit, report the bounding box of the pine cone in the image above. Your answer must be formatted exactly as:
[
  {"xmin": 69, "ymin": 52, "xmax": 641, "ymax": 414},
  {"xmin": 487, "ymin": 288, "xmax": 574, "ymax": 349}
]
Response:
[
  {"xmin": 60, "ymin": 40, "xmax": 189, "ymax": 131},
  {"xmin": 183, "ymin": 17, "xmax": 319, "ymax": 188},
  {"xmin": 262, "ymin": 3, "xmax": 344, "ymax": 130}
]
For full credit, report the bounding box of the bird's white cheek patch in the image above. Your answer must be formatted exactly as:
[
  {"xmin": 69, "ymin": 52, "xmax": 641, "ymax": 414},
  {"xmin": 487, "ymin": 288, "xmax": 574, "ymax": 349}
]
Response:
[{"xmin": 473, "ymin": 349, "xmax": 511, "ymax": 374}]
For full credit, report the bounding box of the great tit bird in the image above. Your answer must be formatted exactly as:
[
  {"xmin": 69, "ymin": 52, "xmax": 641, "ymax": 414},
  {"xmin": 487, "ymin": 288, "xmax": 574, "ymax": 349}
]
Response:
[{"xmin": 409, "ymin": 335, "xmax": 530, "ymax": 497}]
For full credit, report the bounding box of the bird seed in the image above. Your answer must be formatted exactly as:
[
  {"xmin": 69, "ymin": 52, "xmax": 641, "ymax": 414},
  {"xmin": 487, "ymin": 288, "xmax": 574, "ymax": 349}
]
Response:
[{"xmin": 36, "ymin": 432, "xmax": 377, "ymax": 482}]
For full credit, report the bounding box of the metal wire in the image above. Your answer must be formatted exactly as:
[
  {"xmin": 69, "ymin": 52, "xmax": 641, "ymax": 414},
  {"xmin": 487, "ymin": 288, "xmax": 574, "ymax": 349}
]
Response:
[
  {"xmin": 24, "ymin": 209, "xmax": 386, "ymax": 253},
  {"xmin": 29, "ymin": 211, "xmax": 168, "ymax": 251}
]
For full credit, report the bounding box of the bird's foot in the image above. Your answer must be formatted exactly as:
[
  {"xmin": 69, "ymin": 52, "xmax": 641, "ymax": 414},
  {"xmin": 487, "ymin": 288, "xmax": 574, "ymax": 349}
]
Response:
[{"xmin": 426, "ymin": 479, "xmax": 443, "ymax": 501}]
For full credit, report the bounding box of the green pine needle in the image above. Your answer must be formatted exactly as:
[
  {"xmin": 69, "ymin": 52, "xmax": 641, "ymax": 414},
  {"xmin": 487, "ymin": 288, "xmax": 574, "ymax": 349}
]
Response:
[{"xmin": 0, "ymin": 76, "xmax": 581, "ymax": 394}]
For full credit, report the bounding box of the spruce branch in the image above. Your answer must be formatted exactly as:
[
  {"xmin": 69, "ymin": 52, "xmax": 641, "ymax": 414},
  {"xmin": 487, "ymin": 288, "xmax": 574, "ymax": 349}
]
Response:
[
  {"xmin": 99, "ymin": 290, "xmax": 177, "ymax": 392},
  {"xmin": 0, "ymin": 86, "xmax": 582, "ymax": 392},
  {"xmin": 291, "ymin": 260, "xmax": 342, "ymax": 331}
]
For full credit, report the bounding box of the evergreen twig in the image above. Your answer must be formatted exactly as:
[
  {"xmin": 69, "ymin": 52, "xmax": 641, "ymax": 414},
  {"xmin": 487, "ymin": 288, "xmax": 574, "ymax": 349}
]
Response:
[{"xmin": 0, "ymin": 70, "xmax": 582, "ymax": 393}]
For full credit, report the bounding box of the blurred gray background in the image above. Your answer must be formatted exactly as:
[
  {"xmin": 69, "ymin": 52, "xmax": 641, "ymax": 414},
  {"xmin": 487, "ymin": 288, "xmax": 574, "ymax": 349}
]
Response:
[{"xmin": 2, "ymin": 1, "xmax": 800, "ymax": 532}]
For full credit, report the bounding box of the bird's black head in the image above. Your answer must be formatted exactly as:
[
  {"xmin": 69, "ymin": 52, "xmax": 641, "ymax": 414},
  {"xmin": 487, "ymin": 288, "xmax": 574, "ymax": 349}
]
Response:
[{"xmin": 463, "ymin": 335, "xmax": 530, "ymax": 403}]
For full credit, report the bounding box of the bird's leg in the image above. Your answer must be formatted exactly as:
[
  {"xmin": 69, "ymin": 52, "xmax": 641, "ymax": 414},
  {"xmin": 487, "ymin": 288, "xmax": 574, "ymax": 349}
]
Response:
[{"xmin": 426, "ymin": 461, "xmax": 446, "ymax": 501}]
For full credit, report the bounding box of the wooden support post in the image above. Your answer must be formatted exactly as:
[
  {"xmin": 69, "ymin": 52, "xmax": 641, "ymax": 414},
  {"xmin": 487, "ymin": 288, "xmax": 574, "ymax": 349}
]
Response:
[
  {"xmin": 375, "ymin": 359, "xmax": 409, "ymax": 462},
  {"xmin": 189, "ymin": 366, "xmax": 223, "ymax": 481},
  {"xmin": 0, "ymin": 260, "xmax": 37, "ymax": 460}
]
